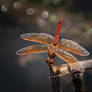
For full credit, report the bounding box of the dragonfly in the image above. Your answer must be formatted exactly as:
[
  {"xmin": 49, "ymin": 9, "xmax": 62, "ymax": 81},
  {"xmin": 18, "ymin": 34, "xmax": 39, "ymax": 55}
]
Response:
[{"xmin": 16, "ymin": 17, "xmax": 89, "ymax": 67}]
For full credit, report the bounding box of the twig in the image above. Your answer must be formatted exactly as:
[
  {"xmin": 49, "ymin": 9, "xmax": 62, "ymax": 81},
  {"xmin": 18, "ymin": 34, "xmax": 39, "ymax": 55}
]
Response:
[
  {"xmin": 55, "ymin": 59, "xmax": 92, "ymax": 92},
  {"xmin": 79, "ymin": 59, "xmax": 92, "ymax": 70},
  {"xmin": 49, "ymin": 65, "xmax": 62, "ymax": 92},
  {"xmin": 70, "ymin": 70, "xmax": 83, "ymax": 92},
  {"xmin": 48, "ymin": 59, "xmax": 92, "ymax": 92},
  {"xmin": 46, "ymin": 58, "xmax": 62, "ymax": 92},
  {"xmin": 71, "ymin": 59, "xmax": 92, "ymax": 92}
]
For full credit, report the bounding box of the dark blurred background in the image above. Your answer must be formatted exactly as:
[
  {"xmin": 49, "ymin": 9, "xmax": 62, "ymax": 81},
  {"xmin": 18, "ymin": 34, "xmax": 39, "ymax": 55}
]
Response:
[{"xmin": 0, "ymin": 0, "xmax": 92, "ymax": 92}]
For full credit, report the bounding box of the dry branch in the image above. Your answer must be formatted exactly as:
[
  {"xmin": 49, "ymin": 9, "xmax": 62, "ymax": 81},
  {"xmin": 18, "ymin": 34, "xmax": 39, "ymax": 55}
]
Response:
[
  {"xmin": 57, "ymin": 59, "xmax": 92, "ymax": 92},
  {"xmin": 54, "ymin": 59, "xmax": 92, "ymax": 76},
  {"xmin": 79, "ymin": 59, "xmax": 92, "ymax": 70}
]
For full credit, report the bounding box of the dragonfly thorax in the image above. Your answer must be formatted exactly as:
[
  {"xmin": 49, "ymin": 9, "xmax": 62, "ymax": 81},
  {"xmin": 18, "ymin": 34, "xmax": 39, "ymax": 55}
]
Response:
[{"xmin": 48, "ymin": 45, "xmax": 57, "ymax": 59}]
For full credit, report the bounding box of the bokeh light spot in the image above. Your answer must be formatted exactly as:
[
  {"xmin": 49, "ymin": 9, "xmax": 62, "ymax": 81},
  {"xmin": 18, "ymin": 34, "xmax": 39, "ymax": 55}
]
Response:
[
  {"xmin": 13, "ymin": 1, "xmax": 22, "ymax": 9},
  {"xmin": 26, "ymin": 8, "xmax": 34, "ymax": 15}
]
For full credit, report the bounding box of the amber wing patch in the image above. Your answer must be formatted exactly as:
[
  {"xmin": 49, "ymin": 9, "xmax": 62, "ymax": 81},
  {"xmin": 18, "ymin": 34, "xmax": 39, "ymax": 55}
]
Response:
[
  {"xmin": 55, "ymin": 49, "xmax": 78, "ymax": 66},
  {"xmin": 57, "ymin": 39, "xmax": 89, "ymax": 56},
  {"xmin": 21, "ymin": 33, "xmax": 54, "ymax": 46},
  {"xmin": 16, "ymin": 45, "xmax": 49, "ymax": 55}
]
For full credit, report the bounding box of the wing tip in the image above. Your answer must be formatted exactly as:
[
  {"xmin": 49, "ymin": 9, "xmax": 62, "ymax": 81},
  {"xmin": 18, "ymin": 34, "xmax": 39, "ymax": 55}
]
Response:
[
  {"xmin": 80, "ymin": 47, "xmax": 90, "ymax": 56},
  {"xmin": 16, "ymin": 49, "xmax": 26, "ymax": 56},
  {"xmin": 20, "ymin": 33, "xmax": 30, "ymax": 40},
  {"xmin": 81, "ymin": 50, "xmax": 90, "ymax": 56}
]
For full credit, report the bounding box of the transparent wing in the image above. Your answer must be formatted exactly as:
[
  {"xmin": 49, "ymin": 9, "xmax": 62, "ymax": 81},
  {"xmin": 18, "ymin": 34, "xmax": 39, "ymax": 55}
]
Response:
[
  {"xmin": 55, "ymin": 49, "xmax": 78, "ymax": 66},
  {"xmin": 57, "ymin": 39, "xmax": 89, "ymax": 56},
  {"xmin": 21, "ymin": 33, "xmax": 54, "ymax": 46},
  {"xmin": 16, "ymin": 45, "xmax": 49, "ymax": 55}
]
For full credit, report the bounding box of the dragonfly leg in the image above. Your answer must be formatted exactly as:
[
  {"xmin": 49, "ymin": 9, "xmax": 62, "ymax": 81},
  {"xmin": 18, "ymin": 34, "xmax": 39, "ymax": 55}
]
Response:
[{"xmin": 46, "ymin": 58, "xmax": 55, "ymax": 65}]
